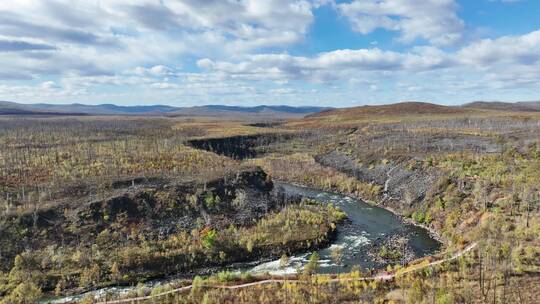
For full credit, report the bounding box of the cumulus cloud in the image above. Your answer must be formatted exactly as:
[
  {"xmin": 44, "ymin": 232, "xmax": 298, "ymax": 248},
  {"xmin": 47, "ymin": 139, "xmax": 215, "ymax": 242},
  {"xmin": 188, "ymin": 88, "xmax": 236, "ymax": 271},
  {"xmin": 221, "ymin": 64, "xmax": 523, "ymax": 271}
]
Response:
[
  {"xmin": 150, "ymin": 82, "xmax": 178, "ymax": 89},
  {"xmin": 0, "ymin": 0, "xmax": 315, "ymax": 78},
  {"xmin": 197, "ymin": 27, "xmax": 540, "ymax": 79},
  {"xmin": 133, "ymin": 65, "xmax": 179, "ymax": 77},
  {"xmin": 192, "ymin": 27, "xmax": 540, "ymax": 101},
  {"xmin": 197, "ymin": 46, "xmax": 452, "ymax": 83},
  {"xmin": 337, "ymin": 0, "xmax": 465, "ymax": 45},
  {"xmin": 40, "ymin": 81, "xmax": 60, "ymax": 90},
  {"xmin": 458, "ymin": 30, "xmax": 540, "ymax": 66}
]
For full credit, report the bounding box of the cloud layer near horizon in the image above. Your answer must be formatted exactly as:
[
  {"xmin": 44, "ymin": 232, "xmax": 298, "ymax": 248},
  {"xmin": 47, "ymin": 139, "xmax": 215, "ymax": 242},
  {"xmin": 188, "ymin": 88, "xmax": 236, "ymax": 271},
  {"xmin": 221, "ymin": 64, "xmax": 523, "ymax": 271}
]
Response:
[{"xmin": 0, "ymin": 0, "xmax": 539, "ymax": 106}]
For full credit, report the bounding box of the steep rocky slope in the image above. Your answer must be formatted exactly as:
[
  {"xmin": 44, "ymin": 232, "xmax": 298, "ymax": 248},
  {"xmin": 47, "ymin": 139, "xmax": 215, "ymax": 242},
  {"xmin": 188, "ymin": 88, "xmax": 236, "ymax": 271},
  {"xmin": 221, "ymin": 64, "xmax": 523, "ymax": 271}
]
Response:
[
  {"xmin": 315, "ymin": 151, "xmax": 443, "ymax": 212},
  {"xmin": 187, "ymin": 133, "xmax": 296, "ymax": 160},
  {"xmin": 0, "ymin": 167, "xmax": 292, "ymax": 273},
  {"xmin": 1, "ymin": 166, "xmax": 350, "ymax": 297}
]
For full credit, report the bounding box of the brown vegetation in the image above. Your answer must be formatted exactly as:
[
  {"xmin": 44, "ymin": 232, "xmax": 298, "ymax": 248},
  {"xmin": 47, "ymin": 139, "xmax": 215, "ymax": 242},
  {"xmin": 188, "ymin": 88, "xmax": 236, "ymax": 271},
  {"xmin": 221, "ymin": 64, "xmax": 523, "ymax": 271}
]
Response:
[
  {"xmin": 306, "ymin": 102, "xmax": 469, "ymax": 119},
  {"xmin": 1, "ymin": 104, "xmax": 540, "ymax": 303}
]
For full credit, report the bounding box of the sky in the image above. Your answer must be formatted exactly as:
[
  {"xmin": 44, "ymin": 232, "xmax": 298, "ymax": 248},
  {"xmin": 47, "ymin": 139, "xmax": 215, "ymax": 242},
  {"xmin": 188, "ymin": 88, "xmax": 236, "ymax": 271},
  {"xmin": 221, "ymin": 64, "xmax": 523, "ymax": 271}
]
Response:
[{"xmin": 1, "ymin": 0, "xmax": 540, "ymax": 107}]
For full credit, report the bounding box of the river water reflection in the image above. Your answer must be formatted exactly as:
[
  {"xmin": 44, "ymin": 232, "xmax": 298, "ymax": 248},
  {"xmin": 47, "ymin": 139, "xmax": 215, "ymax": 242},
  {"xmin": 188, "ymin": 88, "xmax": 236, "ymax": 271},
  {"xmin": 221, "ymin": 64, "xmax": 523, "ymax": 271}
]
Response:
[{"xmin": 249, "ymin": 183, "xmax": 441, "ymax": 275}]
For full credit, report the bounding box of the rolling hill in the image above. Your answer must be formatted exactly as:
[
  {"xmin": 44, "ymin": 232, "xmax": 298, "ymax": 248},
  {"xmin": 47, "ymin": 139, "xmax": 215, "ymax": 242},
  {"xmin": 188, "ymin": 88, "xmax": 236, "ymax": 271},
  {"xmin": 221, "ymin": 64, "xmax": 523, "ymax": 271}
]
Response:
[
  {"xmin": 463, "ymin": 101, "xmax": 540, "ymax": 112},
  {"xmin": 306, "ymin": 102, "xmax": 467, "ymax": 119}
]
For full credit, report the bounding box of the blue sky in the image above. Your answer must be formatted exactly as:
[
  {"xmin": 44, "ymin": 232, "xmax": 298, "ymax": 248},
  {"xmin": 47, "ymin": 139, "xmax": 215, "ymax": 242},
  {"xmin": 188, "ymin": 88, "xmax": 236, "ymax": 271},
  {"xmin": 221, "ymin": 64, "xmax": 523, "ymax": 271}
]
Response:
[{"xmin": 1, "ymin": 0, "xmax": 540, "ymax": 107}]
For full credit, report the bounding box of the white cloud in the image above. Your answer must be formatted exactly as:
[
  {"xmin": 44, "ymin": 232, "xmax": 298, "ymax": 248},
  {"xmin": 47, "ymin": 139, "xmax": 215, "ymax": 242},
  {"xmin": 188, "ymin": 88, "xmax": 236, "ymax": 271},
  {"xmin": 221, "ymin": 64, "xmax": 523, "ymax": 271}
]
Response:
[
  {"xmin": 191, "ymin": 27, "xmax": 540, "ymax": 103},
  {"xmin": 150, "ymin": 82, "xmax": 178, "ymax": 89},
  {"xmin": 458, "ymin": 29, "xmax": 540, "ymax": 66},
  {"xmin": 337, "ymin": 0, "xmax": 465, "ymax": 45},
  {"xmin": 195, "ymin": 27, "xmax": 540, "ymax": 88},
  {"xmin": 197, "ymin": 47, "xmax": 451, "ymax": 83},
  {"xmin": 0, "ymin": 0, "xmax": 316, "ymax": 78},
  {"xmin": 269, "ymin": 88, "xmax": 298, "ymax": 95},
  {"xmin": 134, "ymin": 65, "xmax": 179, "ymax": 77},
  {"xmin": 40, "ymin": 81, "xmax": 59, "ymax": 90}
]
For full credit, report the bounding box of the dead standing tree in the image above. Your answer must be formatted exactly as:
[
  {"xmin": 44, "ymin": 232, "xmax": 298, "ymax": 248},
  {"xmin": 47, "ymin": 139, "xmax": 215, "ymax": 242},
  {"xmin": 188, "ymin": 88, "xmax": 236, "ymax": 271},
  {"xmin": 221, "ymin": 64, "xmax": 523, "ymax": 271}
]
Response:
[{"xmin": 522, "ymin": 187, "xmax": 539, "ymax": 228}]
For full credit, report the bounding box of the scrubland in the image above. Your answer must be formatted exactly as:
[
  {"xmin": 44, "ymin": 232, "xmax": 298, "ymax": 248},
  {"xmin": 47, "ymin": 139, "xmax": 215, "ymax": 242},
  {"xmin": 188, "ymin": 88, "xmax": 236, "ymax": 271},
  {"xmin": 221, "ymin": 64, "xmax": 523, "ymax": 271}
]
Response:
[{"xmin": 1, "ymin": 106, "xmax": 539, "ymax": 303}]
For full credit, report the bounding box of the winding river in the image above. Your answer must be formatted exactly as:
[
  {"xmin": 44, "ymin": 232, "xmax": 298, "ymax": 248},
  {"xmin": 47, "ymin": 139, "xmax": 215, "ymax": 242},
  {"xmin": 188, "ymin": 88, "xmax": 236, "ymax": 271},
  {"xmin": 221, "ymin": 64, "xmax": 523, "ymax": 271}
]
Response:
[
  {"xmin": 248, "ymin": 183, "xmax": 440, "ymax": 275},
  {"xmin": 45, "ymin": 183, "xmax": 440, "ymax": 303}
]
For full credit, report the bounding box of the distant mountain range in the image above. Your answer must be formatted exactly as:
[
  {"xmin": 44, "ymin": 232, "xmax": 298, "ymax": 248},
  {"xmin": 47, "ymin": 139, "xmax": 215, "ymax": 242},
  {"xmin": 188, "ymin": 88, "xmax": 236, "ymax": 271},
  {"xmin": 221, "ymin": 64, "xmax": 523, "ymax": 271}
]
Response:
[
  {"xmin": 2, "ymin": 100, "xmax": 540, "ymax": 118},
  {"xmin": 0, "ymin": 101, "xmax": 330, "ymax": 117}
]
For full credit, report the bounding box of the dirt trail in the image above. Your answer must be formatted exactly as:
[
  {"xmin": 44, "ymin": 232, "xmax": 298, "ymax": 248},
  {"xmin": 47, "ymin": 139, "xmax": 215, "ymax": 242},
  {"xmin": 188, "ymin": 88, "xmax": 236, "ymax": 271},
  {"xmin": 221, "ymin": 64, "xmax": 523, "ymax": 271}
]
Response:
[{"xmin": 95, "ymin": 242, "xmax": 477, "ymax": 304}]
